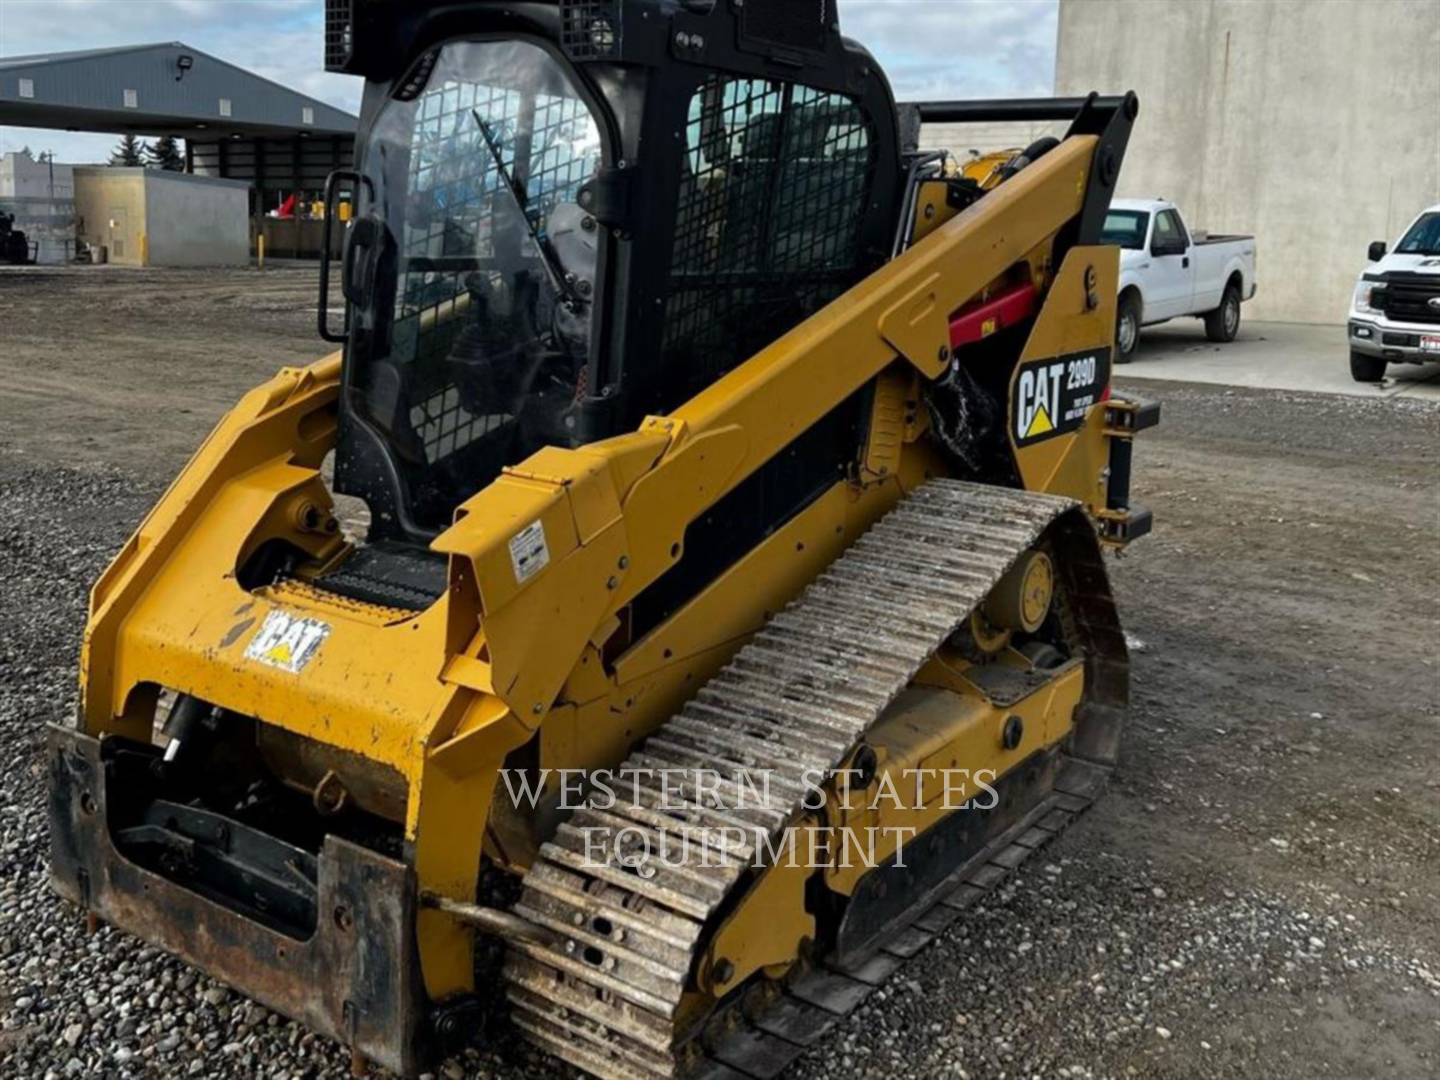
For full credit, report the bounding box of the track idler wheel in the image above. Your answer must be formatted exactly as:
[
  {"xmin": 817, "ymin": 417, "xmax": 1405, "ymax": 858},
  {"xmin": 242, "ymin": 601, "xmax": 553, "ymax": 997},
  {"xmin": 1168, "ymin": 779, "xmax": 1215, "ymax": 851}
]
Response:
[{"xmin": 982, "ymin": 549, "xmax": 1054, "ymax": 633}]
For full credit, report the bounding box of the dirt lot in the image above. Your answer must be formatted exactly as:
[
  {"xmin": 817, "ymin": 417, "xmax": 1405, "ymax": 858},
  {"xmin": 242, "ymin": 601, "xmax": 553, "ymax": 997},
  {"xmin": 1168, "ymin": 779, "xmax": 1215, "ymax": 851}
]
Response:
[{"xmin": 1, "ymin": 265, "xmax": 1437, "ymax": 1079}]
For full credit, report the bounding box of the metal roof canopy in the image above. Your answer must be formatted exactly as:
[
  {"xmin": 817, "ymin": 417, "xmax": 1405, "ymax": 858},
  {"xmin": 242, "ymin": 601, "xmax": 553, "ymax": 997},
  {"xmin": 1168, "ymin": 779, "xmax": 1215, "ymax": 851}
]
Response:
[{"xmin": 0, "ymin": 42, "xmax": 356, "ymax": 139}]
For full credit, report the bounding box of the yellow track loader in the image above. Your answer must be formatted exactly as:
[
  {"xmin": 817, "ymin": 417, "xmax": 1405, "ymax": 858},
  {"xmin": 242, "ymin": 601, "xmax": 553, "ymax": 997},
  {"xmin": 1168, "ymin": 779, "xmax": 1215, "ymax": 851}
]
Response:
[{"xmin": 48, "ymin": 2, "xmax": 1157, "ymax": 1076}]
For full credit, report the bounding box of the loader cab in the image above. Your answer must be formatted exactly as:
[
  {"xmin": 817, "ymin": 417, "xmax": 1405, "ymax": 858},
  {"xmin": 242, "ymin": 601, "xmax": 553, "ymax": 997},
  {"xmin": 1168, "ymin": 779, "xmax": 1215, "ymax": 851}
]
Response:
[{"xmin": 325, "ymin": 0, "xmax": 903, "ymax": 543}]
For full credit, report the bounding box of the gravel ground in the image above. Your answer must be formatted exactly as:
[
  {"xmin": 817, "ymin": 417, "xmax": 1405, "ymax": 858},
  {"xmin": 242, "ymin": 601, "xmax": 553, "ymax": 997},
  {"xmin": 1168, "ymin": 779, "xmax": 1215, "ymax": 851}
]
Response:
[{"xmin": 1, "ymin": 267, "xmax": 1438, "ymax": 1078}]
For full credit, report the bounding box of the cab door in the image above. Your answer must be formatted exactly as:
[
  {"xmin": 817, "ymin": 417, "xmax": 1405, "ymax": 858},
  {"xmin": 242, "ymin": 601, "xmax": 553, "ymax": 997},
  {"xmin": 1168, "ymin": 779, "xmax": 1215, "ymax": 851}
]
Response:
[{"xmin": 1144, "ymin": 209, "xmax": 1193, "ymax": 320}]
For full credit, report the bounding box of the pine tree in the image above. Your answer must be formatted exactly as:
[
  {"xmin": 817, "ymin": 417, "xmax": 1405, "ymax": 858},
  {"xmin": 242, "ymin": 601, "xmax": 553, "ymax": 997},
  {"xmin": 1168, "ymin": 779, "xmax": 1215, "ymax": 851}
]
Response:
[
  {"xmin": 110, "ymin": 134, "xmax": 146, "ymax": 167},
  {"xmin": 148, "ymin": 135, "xmax": 184, "ymax": 171}
]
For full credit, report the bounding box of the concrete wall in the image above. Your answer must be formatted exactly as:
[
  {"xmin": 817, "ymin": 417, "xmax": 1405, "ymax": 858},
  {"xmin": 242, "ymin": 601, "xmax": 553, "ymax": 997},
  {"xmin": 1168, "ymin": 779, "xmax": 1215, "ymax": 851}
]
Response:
[
  {"xmin": 73, "ymin": 167, "xmax": 147, "ymax": 265},
  {"xmin": 143, "ymin": 171, "xmax": 249, "ymax": 266},
  {"xmin": 0, "ymin": 150, "xmax": 74, "ymax": 199},
  {"xmin": 1057, "ymin": 0, "xmax": 1440, "ymax": 324},
  {"xmin": 72, "ymin": 167, "xmax": 249, "ymax": 266}
]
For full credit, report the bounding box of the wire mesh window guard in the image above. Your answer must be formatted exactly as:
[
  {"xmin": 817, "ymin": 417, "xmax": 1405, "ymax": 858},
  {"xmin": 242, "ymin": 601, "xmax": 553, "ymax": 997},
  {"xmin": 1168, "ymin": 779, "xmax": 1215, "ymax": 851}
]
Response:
[
  {"xmin": 661, "ymin": 76, "xmax": 876, "ymax": 395},
  {"xmin": 376, "ymin": 46, "xmax": 601, "ymax": 468}
]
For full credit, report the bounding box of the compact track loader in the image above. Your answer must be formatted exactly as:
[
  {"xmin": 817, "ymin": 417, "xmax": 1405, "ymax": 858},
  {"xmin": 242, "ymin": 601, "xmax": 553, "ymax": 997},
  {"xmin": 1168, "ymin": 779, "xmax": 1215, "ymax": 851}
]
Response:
[{"xmin": 48, "ymin": 2, "xmax": 1157, "ymax": 1076}]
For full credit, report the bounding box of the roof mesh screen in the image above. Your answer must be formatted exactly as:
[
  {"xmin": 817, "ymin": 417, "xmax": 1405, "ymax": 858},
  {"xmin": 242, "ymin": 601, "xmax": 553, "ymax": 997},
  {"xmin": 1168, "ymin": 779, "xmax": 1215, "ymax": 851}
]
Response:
[
  {"xmin": 660, "ymin": 76, "xmax": 876, "ymax": 399},
  {"xmin": 324, "ymin": 0, "xmax": 353, "ymax": 72},
  {"xmin": 740, "ymin": 0, "xmax": 831, "ymax": 53},
  {"xmin": 560, "ymin": 0, "xmax": 621, "ymax": 60}
]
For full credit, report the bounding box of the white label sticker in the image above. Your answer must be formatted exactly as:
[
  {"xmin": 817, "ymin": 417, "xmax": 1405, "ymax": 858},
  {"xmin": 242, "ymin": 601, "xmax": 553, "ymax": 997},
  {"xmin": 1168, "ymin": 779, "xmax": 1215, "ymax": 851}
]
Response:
[
  {"xmin": 243, "ymin": 610, "xmax": 331, "ymax": 674},
  {"xmin": 508, "ymin": 520, "xmax": 550, "ymax": 584}
]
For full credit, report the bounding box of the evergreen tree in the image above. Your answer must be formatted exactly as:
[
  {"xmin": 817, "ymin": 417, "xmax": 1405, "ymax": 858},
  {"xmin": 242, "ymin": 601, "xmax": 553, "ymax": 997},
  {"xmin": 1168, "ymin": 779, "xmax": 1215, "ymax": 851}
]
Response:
[
  {"xmin": 110, "ymin": 134, "xmax": 146, "ymax": 167},
  {"xmin": 148, "ymin": 135, "xmax": 184, "ymax": 171}
]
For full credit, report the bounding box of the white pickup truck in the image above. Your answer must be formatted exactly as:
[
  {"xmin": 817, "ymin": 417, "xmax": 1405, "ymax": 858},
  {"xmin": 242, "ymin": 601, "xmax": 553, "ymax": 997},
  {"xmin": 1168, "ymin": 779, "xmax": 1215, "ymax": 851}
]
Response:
[
  {"xmin": 1100, "ymin": 198, "xmax": 1258, "ymax": 360},
  {"xmin": 1346, "ymin": 204, "xmax": 1440, "ymax": 382}
]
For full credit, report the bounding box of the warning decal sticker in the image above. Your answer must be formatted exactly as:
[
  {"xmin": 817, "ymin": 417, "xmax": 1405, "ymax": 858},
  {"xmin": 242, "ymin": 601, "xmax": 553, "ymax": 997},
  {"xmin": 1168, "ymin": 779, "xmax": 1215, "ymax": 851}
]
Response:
[
  {"xmin": 1012, "ymin": 347, "xmax": 1111, "ymax": 447},
  {"xmin": 243, "ymin": 610, "xmax": 331, "ymax": 674},
  {"xmin": 509, "ymin": 519, "xmax": 550, "ymax": 584}
]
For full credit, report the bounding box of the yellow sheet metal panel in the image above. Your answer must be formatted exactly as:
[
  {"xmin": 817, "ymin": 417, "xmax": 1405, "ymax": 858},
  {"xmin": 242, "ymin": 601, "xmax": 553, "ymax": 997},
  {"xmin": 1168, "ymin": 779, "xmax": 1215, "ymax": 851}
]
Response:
[
  {"xmin": 1007, "ymin": 245, "xmax": 1120, "ymax": 507},
  {"xmin": 82, "ymin": 356, "xmax": 344, "ymax": 738}
]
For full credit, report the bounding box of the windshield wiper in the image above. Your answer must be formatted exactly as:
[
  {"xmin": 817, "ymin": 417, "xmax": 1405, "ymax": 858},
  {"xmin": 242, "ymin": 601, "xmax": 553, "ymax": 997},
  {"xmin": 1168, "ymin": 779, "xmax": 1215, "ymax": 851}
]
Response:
[{"xmin": 470, "ymin": 109, "xmax": 584, "ymax": 309}]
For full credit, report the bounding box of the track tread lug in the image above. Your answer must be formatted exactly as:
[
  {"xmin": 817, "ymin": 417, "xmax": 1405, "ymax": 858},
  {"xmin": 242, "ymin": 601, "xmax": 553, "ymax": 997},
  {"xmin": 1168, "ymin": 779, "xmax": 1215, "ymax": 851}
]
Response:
[
  {"xmin": 746, "ymin": 990, "xmax": 843, "ymax": 1046},
  {"xmin": 881, "ymin": 925, "xmax": 935, "ymax": 959},
  {"xmin": 786, "ymin": 966, "xmax": 874, "ymax": 1015},
  {"xmin": 1039, "ymin": 809, "xmax": 1074, "ymax": 832},
  {"xmin": 913, "ymin": 902, "xmax": 964, "ymax": 934},
  {"xmin": 940, "ymin": 882, "xmax": 987, "ymax": 911},
  {"xmin": 705, "ymin": 1015, "xmax": 803, "ymax": 1079},
  {"xmin": 1015, "ymin": 826, "xmax": 1051, "ymax": 850},
  {"xmin": 825, "ymin": 950, "xmax": 903, "ymax": 986},
  {"xmin": 990, "ymin": 843, "xmax": 1031, "ymax": 871},
  {"xmin": 970, "ymin": 863, "xmax": 1008, "ymax": 890}
]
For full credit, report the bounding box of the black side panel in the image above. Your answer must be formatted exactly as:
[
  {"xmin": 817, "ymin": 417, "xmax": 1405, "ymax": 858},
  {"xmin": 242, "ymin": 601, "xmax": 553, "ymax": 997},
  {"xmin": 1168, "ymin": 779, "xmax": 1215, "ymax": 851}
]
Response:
[{"xmin": 630, "ymin": 387, "xmax": 870, "ymax": 640}]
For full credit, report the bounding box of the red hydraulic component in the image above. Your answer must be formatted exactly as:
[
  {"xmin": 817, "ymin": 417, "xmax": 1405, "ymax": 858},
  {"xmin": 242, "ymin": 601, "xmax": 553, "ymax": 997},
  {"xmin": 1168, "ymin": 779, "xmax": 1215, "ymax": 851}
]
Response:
[{"xmin": 949, "ymin": 281, "xmax": 1038, "ymax": 349}]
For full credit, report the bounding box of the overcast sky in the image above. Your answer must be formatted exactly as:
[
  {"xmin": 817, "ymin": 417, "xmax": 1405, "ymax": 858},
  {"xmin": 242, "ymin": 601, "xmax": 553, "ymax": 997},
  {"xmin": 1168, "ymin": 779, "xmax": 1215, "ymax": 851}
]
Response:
[{"xmin": 0, "ymin": 0, "xmax": 1059, "ymax": 162}]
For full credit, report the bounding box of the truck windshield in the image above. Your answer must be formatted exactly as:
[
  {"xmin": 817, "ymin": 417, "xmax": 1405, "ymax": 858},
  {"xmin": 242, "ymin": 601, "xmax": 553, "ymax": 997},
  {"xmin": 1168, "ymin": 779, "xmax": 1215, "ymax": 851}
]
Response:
[
  {"xmin": 348, "ymin": 39, "xmax": 604, "ymax": 530},
  {"xmin": 1396, "ymin": 212, "xmax": 1440, "ymax": 256},
  {"xmin": 1100, "ymin": 210, "xmax": 1149, "ymax": 250}
]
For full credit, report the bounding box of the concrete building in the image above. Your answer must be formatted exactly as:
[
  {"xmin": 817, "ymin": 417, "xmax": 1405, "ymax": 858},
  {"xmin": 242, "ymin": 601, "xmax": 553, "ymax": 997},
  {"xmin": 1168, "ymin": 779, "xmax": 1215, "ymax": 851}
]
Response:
[
  {"xmin": 0, "ymin": 149, "xmax": 77, "ymax": 262},
  {"xmin": 72, "ymin": 167, "xmax": 250, "ymax": 266},
  {"xmin": 1056, "ymin": 0, "xmax": 1440, "ymax": 324},
  {"xmin": 0, "ymin": 42, "xmax": 355, "ymax": 251}
]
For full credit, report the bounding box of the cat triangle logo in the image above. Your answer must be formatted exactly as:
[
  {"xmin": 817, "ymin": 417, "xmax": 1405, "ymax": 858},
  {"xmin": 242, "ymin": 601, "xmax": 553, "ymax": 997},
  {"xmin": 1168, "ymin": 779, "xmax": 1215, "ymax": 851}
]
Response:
[
  {"xmin": 244, "ymin": 610, "xmax": 331, "ymax": 674},
  {"xmin": 1024, "ymin": 402, "xmax": 1055, "ymax": 439}
]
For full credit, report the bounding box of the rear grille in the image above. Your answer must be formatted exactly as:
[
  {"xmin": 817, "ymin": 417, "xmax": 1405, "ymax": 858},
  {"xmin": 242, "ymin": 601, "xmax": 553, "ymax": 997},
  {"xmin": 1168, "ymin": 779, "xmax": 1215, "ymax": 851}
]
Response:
[{"xmin": 1376, "ymin": 276, "xmax": 1440, "ymax": 325}]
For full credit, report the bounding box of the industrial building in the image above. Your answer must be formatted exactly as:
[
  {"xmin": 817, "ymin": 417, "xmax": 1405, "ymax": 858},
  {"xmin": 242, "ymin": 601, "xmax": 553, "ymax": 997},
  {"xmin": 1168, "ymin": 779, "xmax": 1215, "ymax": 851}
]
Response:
[
  {"xmin": 70, "ymin": 167, "xmax": 250, "ymax": 266},
  {"xmin": 0, "ymin": 41, "xmax": 356, "ymax": 259},
  {"xmin": 1055, "ymin": 0, "xmax": 1440, "ymax": 324},
  {"xmin": 0, "ymin": 149, "xmax": 75, "ymax": 262}
]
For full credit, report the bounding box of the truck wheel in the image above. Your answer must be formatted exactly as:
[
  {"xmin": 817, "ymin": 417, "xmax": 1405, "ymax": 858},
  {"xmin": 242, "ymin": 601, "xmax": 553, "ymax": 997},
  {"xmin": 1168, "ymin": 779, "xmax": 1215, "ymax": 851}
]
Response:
[
  {"xmin": 1349, "ymin": 349, "xmax": 1386, "ymax": 383},
  {"xmin": 1115, "ymin": 292, "xmax": 1141, "ymax": 362},
  {"xmin": 1204, "ymin": 283, "xmax": 1242, "ymax": 342}
]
